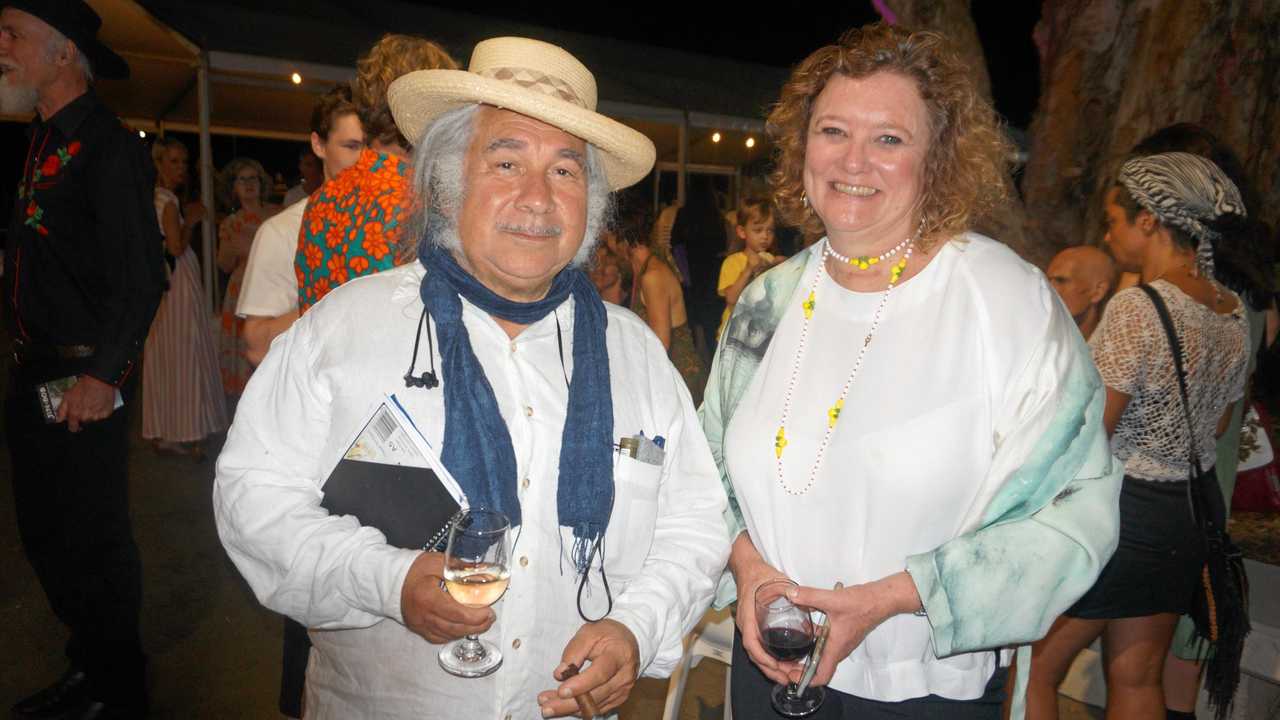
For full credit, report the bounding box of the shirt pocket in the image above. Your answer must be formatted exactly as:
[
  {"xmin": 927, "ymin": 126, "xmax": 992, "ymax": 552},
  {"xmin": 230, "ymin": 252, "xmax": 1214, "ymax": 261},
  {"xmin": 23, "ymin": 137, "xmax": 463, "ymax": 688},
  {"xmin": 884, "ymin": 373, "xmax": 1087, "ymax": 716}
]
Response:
[{"xmin": 602, "ymin": 455, "xmax": 661, "ymax": 578}]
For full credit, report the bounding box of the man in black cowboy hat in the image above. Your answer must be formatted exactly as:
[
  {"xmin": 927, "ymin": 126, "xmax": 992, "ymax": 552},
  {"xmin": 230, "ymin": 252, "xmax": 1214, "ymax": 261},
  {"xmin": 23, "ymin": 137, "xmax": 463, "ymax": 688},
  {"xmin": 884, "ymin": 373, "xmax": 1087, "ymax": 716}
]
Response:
[{"xmin": 1, "ymin": 1, "xmax": 165, "ymax": 718}]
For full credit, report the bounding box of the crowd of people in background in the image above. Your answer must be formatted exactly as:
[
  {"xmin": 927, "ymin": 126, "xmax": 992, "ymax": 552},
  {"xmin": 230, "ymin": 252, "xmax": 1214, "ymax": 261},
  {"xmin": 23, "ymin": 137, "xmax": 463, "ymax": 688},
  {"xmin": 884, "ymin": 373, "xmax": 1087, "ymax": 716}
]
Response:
[{"xmin": 4, "ymin": 2, "xmax": 1280, "ymax": 720}]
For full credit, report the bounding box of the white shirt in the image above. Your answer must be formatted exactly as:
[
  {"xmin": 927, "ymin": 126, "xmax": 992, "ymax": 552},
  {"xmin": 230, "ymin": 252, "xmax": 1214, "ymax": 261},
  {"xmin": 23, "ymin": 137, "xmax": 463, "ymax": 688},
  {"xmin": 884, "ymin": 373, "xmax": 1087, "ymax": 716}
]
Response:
[
  {"xmin": 283, "ymin": 183, "xmax": 309, "ymax": 208},
  {"xmin": 725, "ymin": 235, "xmax": 1065, "ymax": 702},
  {"xmin": 235, "ymin": 198, "xmax": 306, "ymax": 318},
  {"xmin": 214, "ymin": 263, "xmax": 729, "ymax": 719}
]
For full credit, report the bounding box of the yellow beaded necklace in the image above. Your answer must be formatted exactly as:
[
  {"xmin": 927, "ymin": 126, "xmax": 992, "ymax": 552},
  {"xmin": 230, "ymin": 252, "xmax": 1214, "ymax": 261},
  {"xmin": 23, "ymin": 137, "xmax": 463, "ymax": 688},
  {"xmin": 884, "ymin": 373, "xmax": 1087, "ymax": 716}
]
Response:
[{"xmin": 774, "ymin": 233, "xmax": 916, "ymax": 496}]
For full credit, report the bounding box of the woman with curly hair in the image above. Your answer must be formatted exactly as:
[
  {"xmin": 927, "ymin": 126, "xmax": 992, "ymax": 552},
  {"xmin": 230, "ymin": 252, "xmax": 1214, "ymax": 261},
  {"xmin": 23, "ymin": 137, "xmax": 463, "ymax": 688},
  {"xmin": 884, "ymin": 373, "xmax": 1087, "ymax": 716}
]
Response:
[
  {"xmin": 700, "ymin": 23, "xmax": 1121, "ymax": 718},
  {"xmin": 216, "ymin": 157, "xmax": 277, "ymax": 396},
  {"xmin": 294, "ymin": 34, "xmax": 456, "ymax": 312}
]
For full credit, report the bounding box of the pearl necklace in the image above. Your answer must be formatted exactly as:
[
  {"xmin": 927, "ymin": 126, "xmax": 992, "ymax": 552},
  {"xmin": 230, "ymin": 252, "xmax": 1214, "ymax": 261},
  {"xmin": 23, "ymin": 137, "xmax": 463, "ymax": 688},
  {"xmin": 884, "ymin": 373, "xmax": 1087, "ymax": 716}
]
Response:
[
  {"xmin": 773, "ymin": 236, "xmax": 916, "ymax": 496},
  {"xmin": 823, "ymin": 227, "xmax": 914, "ymax": 270}
]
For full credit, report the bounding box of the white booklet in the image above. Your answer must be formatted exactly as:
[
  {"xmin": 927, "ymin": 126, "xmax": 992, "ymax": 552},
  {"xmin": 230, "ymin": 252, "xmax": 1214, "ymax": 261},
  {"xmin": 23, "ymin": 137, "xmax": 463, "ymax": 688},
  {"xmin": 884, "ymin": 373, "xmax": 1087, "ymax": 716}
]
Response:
[
  {"xmin": 339, "ymin": 393, "xmax": 467, "ymax": 508},
  {"xmin": 321, "ymin": 394, "xmax": 468, "ymax": 551}
]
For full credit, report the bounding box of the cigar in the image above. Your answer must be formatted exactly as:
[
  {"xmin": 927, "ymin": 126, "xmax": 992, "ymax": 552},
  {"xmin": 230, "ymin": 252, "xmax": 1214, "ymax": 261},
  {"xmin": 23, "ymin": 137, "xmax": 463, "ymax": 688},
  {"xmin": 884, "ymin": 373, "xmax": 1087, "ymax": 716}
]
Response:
[{"xmin": 560, "ymin": 663, "xmax": 602, "ymax": 719}]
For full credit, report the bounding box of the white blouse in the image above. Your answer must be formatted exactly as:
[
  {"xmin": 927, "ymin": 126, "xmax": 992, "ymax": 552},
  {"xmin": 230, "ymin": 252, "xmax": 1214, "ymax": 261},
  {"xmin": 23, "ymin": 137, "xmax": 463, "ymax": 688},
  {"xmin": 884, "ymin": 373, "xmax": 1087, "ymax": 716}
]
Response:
[
  {"xmin": 725, "ymin": 234, "xmax": 1063, "ymax": 702},
  {"xmin": 1090, "ymin": 280, "xmax": 1248, "ymax": 481}
]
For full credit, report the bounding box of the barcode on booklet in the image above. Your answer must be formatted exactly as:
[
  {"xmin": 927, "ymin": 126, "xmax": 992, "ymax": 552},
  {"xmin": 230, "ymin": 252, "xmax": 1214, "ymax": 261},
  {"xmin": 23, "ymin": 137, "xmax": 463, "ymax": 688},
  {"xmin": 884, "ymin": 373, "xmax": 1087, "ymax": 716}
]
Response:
[{"xmin": 372, "ymin": 408, "xmax": 399, "ymax": 443}]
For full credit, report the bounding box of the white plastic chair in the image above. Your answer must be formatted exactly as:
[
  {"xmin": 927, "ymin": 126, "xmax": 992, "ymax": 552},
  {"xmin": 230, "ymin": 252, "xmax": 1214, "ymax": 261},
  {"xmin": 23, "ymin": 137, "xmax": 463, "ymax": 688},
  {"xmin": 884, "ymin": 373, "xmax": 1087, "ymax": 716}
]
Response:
[{"xmin": 662, "ymin": 607, "xmax": 735, "ymax": 720}]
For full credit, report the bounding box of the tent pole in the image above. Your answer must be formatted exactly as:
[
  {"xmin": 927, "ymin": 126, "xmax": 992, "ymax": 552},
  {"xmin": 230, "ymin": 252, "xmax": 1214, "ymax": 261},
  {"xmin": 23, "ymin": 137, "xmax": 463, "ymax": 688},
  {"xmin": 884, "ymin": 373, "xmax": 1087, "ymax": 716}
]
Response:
[
  {"xmin": 677, "ymin": 111, "xmax": 688, "ymax": 207},
  {"xmin": 197, "ymin": 51, "xmax": 216, "ymax": 315}
]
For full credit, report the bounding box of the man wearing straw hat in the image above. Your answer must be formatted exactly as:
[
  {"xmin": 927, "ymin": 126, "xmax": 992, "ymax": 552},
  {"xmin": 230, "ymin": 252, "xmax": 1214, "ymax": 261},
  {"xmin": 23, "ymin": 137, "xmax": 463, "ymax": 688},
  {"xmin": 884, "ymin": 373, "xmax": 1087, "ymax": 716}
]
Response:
[{"xmin": 215, "ymin": 37, "xmax": 729, "ymax": 718}]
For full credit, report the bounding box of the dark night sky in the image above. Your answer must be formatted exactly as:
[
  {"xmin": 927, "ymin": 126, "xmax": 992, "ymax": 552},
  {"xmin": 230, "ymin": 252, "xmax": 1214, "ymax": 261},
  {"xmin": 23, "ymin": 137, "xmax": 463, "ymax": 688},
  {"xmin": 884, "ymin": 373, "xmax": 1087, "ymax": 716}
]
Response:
[
  {"xmin": 0, "ymin": 3, "xmax": 1045, "ymax": 200},
  {"xmin": 412, "ymin": 1, "xmax": 1044, "ymax": 128}
]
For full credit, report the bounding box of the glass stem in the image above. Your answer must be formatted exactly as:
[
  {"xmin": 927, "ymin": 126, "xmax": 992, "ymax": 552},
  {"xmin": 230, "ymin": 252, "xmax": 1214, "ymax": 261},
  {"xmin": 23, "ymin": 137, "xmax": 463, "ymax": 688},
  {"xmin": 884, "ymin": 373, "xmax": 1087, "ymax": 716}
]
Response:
[{"xmin": 455, "ymin": 635, "xmax": 487, "ymax": 662}]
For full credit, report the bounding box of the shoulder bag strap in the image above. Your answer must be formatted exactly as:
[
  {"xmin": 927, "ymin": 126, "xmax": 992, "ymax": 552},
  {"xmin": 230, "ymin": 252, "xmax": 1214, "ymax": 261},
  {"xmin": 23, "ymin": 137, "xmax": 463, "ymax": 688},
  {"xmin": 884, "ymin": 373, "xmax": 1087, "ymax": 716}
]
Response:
[{"xmin": 1138, "ymin": 283, "xmax": 1214, "ymax": 528}]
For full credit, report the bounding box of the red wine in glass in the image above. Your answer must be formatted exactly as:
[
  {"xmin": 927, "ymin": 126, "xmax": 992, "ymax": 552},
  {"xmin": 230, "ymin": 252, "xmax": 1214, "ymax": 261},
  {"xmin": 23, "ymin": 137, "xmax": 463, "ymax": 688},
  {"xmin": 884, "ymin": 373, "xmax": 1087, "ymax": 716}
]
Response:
[
  {"xmin": 754, "ymin": 579, "xmax": 826, "ymax": 717},
  {"xmin": 763, "ymin": 626, "xmax": 817, "ymax": 662}
]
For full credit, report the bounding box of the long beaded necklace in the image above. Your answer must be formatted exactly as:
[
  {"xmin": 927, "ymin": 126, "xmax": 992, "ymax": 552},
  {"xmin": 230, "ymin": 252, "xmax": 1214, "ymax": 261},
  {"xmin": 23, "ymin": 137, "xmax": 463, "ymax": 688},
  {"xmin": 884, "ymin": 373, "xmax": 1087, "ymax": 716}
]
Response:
[{"xmin": 773, "ymin": 233, "xmax": 917, "ymax": 496}]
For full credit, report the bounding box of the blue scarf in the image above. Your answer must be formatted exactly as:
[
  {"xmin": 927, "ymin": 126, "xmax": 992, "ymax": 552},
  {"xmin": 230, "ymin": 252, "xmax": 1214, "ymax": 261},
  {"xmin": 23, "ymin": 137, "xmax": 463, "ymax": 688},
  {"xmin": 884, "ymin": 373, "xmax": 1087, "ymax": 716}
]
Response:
[{"xmin": 419, "ymin": 243, "xmax": 614, "ymax": 574}]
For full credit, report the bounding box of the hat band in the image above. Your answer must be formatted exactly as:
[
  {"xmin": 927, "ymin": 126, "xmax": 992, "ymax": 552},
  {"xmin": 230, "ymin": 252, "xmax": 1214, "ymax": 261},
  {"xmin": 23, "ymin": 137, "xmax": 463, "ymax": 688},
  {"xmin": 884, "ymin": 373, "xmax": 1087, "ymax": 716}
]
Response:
[{"xmin": 477, "ymin": 66, "xmax": 587, "ymax": 109}]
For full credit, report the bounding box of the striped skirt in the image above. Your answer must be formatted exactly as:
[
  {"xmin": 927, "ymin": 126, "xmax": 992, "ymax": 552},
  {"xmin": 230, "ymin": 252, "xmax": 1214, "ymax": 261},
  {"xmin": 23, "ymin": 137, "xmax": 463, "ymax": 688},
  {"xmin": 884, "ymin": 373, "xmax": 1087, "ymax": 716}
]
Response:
[{"xmin": 142, "ymin": 248, "xmax": 228, "ymax": 442}]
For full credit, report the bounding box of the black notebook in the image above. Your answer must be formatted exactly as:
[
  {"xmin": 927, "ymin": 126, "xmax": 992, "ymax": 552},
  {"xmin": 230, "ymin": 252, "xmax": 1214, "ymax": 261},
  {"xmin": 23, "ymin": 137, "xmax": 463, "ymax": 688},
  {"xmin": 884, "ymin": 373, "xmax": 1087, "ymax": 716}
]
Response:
[{"xmin": 320, "ymin": 398, "xmax": 467, "ymax": 551}]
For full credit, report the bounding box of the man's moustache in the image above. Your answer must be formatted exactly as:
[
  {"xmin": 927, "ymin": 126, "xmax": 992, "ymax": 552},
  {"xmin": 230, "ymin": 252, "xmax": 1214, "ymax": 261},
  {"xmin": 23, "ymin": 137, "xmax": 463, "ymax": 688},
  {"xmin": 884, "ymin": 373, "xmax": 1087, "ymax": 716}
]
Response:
[{"xmin": 497, "ymin": 223, "xmax": 563, "ymax": 238}]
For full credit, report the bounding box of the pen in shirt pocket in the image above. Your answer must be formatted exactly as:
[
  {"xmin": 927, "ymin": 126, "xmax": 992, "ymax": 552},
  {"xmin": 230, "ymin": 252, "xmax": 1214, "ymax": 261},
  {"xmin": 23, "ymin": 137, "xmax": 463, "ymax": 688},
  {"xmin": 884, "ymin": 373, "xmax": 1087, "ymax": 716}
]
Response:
[{"xmin": 616, "ymin": 431, "xmax": 665, "ymax": 466}]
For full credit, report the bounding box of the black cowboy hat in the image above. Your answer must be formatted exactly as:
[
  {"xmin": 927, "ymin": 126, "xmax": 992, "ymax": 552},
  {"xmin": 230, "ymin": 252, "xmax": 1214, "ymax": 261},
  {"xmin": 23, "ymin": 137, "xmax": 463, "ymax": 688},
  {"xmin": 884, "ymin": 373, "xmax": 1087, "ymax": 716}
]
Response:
[{"xmin": 5, "ymin": 0, "xmax": 129, "ymax": 79}]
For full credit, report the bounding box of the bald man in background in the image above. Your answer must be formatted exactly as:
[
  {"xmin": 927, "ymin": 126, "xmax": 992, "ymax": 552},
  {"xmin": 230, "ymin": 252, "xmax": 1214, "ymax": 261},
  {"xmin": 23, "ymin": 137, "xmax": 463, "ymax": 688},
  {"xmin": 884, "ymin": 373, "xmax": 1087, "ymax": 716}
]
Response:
[{"xmin": 1047, "ymin": 246, "xmax": 1116, "ymax": 340}]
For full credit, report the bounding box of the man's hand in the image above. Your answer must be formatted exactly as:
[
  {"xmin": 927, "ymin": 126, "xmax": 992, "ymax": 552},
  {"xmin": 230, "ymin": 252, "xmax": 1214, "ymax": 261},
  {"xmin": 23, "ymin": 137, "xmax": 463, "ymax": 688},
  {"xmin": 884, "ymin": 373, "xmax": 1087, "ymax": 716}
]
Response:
[
  {"xmin": 400, "ymin": 552, "xmax": 494, "ymax": 644},
  {"xmin": 537, "ymin": 619, "xmax": 639, "ymax": 717},
  {"xmin": 56, "ymin": 375, "xmax": 116, "ymax": 432}
]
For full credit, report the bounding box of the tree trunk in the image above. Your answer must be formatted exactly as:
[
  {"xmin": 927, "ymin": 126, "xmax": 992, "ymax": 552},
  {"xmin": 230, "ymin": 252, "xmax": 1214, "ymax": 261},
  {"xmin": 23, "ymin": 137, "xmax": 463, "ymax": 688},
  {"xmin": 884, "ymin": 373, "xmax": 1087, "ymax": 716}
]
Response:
[
  {"xmin": 880, "ymin": 0, "xmax": 1041, "ymax": 263},
  {"xmin": 1022, "ymin": 0, "xmax": 1280, "ymax": 256}
]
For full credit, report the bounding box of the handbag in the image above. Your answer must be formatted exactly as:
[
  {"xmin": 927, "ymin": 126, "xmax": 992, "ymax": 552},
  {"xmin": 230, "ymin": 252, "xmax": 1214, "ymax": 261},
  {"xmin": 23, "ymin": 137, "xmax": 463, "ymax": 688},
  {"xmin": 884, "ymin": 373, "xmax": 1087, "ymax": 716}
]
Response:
[
  {"xmin": 1232, "ymin": 402, "xmax": 1280, "ymax": 513},
  {"xmin": 1139, "ymin": 284, "xmax": 1250, "ymax": 720}
]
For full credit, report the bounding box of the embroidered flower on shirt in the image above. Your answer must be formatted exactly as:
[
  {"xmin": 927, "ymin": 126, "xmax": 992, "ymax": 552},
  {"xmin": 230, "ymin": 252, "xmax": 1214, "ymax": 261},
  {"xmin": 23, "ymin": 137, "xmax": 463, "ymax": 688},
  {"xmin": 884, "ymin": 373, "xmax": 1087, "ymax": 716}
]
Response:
[{"xmin": 21, "ymin": 139, "xmax": 82, "ymax": 237}]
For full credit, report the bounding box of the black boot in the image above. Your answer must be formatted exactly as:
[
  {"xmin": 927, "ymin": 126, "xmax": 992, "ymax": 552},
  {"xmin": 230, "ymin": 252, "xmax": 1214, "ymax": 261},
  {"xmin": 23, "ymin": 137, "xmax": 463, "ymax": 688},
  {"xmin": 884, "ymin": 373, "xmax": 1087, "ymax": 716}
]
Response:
[{"xmin": 11, "ymin": 668, "xmax": 91, "ymax": 719}]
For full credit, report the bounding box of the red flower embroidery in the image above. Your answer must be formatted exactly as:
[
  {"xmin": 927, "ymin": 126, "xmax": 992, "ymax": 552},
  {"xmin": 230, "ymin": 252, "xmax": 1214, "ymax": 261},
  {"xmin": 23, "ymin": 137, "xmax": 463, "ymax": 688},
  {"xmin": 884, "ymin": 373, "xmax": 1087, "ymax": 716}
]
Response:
[
  {"xmin": 26, "ymin": 201, "xmax": 37, "ymax": 217},
  {"xmin": 41, "ymin": 155, "xmax": 61, "ymax": 177},
  {"xmin": 348, "ymin": 255, "xmax": 370, "ymax": 275},
  {"xmin": 67, "ymin": 141, "xmax": 81, "ymax": 155}
]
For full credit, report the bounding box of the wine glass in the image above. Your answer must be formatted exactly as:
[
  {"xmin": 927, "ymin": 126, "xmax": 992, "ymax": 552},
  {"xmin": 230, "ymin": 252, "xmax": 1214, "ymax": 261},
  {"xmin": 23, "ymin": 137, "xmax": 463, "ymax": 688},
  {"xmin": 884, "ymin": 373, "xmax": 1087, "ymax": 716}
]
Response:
[
  {"xmin": 754, "ymin": 579, "xmax": 826, "ymax": 717},
  {"xmin": 438, "ymin": 509, "xmax": 511, "ymax": 678}
]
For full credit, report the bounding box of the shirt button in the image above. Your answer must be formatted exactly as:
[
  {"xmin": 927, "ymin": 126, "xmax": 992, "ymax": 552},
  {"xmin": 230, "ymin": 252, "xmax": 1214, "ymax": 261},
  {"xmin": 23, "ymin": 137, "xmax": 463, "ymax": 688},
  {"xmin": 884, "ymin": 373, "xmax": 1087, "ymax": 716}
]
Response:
[
  {"xmin": 524, "ymin": 406, "xmax": 533, "ymax": 417},
  {"xmin": 521, "ymin": 477, "xmax": 530, "ymax": 489},
  {"xmin": 512, "ymin": 638, "xmax": 521, "ymax": 649},
  {"xmin": 519, "ymin": 556, "xmax": 528, "ymax": 568}
]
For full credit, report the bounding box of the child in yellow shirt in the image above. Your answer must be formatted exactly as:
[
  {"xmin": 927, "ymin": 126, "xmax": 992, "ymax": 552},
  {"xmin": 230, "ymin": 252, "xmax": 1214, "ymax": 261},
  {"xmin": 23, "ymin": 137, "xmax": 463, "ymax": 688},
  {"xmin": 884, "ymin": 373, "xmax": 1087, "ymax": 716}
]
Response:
[{"xmin": 717, "ymin": 197, "xmax": 780, "ymax": 339}]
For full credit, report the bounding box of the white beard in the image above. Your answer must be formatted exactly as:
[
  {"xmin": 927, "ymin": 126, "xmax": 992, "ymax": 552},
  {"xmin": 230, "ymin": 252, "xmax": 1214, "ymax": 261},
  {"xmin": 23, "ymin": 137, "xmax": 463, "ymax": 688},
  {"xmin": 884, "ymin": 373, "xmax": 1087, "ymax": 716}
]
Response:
[{"xmin": 0, "ymin": 76, "xmax": 38, "ymax": 115}]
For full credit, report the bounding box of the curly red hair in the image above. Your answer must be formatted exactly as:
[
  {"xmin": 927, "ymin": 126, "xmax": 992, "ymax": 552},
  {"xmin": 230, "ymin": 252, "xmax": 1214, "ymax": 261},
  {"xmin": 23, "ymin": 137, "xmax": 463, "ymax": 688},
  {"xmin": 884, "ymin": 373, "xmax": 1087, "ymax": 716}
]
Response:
[
  {"xmin": 768, "ymin": 23, "xmax": 1012, "ymax": 249},
  {"xmin": 354, "ymin": 34, "xmax": 458, "ymax": 150}
]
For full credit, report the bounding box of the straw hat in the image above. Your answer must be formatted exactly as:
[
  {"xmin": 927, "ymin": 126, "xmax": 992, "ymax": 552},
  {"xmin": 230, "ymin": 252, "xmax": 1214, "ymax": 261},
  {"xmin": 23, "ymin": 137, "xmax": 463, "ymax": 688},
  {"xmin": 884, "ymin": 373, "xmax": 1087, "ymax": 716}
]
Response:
[{"xmin": 388, "ymin": 37, "xmax": 655, "ymax": 191}]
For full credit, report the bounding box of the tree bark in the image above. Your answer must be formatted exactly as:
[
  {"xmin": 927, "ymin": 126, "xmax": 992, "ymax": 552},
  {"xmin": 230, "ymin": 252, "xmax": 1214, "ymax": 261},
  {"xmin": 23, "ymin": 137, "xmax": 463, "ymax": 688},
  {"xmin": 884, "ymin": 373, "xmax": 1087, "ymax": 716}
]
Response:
[
  {"xmin": 1022, "ymin": 0, "xmax": 1280, "ymax": 256},
  {"xmin": 880, "ymin": 0, "xmax": 1040, "ymax": 263}
]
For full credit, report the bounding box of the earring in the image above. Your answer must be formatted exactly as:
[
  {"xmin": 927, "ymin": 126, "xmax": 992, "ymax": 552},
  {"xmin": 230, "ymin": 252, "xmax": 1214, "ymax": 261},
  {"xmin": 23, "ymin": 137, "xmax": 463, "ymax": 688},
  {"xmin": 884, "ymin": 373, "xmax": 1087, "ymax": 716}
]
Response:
[{"xmin": 801, "ymin": 192, "xmax": 809, "ymax": 210}]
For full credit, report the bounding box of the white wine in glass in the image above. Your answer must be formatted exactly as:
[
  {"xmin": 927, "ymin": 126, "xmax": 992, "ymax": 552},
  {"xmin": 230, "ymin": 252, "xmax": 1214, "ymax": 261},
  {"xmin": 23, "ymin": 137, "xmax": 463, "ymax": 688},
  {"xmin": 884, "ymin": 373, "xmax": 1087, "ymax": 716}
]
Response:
[{"xmin": 438, "ymin": 509, "xmax": 511, "ymax": 678}]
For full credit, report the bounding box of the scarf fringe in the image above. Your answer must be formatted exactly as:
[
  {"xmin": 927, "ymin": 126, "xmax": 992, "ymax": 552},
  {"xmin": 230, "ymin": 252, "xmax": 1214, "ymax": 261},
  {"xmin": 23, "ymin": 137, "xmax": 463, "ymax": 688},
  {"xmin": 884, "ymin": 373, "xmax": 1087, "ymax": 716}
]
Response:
[{"xmin": 571, "ymin": 525, "xmax": 602, "ymax": 577}]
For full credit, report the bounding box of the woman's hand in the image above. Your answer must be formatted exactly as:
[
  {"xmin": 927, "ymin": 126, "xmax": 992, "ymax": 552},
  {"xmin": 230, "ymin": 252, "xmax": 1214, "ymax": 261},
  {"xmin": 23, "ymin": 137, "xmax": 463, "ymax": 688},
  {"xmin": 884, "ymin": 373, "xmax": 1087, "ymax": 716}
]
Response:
[
  {"xmin": 728, "ymin": 534, "xmax": 797, "ymax": 685},
  {"xmin": 787, "ymin": 572, "xmax": 921, "ymax": 687}
]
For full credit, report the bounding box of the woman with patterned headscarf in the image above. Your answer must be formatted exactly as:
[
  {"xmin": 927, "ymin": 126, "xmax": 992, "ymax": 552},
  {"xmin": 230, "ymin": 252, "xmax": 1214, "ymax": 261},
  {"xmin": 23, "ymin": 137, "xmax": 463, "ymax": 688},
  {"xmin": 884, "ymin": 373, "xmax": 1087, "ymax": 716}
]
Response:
[{"xmin": 1028, "ymin": 152, "xmax": 1261, "ymax": 720}]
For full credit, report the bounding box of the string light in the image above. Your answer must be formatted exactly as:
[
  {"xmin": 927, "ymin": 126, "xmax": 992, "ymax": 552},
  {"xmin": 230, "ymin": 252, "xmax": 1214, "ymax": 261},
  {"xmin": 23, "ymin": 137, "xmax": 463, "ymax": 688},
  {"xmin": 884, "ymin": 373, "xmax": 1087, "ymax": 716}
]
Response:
[
  {"xmin": 290, "ymin": 72, "xmax": 302, "ymax": 85},
  {"xmin": 745, "ymin": 137, "xmax": 756, "ymax": 148},
  {"xmin": 711, "ymin": 132, "xmax": 721, "ymax": 143},
  {"xmin": 138, "ymin": 130, "xmax": 146, "ymax": 138}
]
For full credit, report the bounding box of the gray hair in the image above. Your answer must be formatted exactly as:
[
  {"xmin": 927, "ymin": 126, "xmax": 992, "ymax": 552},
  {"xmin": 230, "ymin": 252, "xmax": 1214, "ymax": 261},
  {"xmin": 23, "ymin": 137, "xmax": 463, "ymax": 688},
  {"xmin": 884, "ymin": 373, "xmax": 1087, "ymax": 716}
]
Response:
[
  {"xmin": 410, "ymin": 103, "xmax": 614, "ymax": 267},
  {"xmin": 45, "ymin": 26, "xmax": 93, "ymax": 84}
]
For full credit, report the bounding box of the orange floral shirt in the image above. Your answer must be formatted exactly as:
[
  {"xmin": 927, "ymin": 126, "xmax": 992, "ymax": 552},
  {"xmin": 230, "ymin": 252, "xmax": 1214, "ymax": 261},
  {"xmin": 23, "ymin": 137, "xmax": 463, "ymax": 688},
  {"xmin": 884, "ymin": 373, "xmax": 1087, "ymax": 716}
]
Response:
[{"xmin": 295, "ymin": 148, "xmax": 413, "ymax": 312}]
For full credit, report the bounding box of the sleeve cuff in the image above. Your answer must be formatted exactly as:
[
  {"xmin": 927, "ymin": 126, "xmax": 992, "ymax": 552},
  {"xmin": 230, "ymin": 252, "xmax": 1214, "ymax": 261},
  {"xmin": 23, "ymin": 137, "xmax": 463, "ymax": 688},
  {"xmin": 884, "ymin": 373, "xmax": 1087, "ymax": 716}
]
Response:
[
  {"xmin": 375, "ymin": 547, "xmax": 422, "ymax": 625},
  {"xmin": 83, "ymin": 344, "xmax": 138, "ymax": 387},
  {"xmin": 608, "ymin": 606, "xmax": 658, "ymax": 676},
  {"xmin": 906, "ymin": 551, "xmax": 958, "ymax": 657}
]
